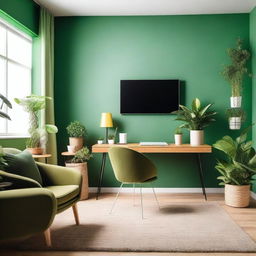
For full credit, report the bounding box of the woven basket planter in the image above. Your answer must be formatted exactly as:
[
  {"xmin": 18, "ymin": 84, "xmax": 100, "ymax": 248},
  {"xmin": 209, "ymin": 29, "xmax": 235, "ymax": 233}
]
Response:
[
  {"xmin": 65, "ymin": 162, "xmax": 89, "ymax": 200},
  {"xmin": 225, "ymin": 184, "xmax": 250, "ymax": 208}
]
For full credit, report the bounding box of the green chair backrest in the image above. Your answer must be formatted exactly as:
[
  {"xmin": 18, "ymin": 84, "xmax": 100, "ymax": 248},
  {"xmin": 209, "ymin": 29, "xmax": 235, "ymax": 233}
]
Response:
[
  {"xmin": 3, "ymin": 148, "xmax": 22, "ymax": 155},
  {"xmin": 108, "ymin": 147, "xmax": 157, "ymax": 183}
]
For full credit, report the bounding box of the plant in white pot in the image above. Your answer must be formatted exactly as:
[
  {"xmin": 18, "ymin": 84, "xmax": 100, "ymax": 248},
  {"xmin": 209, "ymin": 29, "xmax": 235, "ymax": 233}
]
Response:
[
  {"xmin": 213, "ymin": 127, "xmax": 256, "ymax": 207},
  {"xmin": 66, "ymin": 121, "xmax": 86, "ymax": 152},
  {"xmin": 174, "ymin": 127, "xmax": 183, "ymax": 145},
  {"xmin": 221, "ymin": 38, "xmax": 250, "ymax": 108},
  {"xmin": 226, "ymin": 108, "xmax": 245, "ymax": 130},
  {"xmin": 97, "ymin": 137, "xmax": 104, "ymax": 144},
  {"xmin": 108, "ymin": 127, "xmax": 118, "ymax": 144},
  {"xmin": 172, "ymin": 98, "xmax": 217, "ymax": 146},
  {"xmin": 65, "ymin": 146, "xmax": 92, "ymax": 200},
  {"xmin": 15, "ymin": 95, "xmax": 58, "ymax": 154}
]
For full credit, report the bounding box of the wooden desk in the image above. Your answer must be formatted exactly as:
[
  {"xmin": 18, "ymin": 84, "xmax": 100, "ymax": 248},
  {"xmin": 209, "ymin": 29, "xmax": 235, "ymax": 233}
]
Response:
[{"xmin": 92, "ymin": 143, "xmax": 212, "ymax": 200}]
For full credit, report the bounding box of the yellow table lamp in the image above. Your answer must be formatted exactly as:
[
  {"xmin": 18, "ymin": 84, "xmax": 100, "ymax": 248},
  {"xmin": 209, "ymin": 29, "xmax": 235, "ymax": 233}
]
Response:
[{"xmin": 100, "ymin": 112, "xmax": 113, "ymax": 143}]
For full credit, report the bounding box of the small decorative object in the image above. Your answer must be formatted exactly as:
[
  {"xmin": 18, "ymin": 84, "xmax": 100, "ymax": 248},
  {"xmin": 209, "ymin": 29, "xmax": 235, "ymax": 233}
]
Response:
[
  {"xmin": 66, "ymin": 121, "xmax": 86, "ymax": 152},
  {"xmin": 172, "ymin": 98, "xmax": 217, "ymax": 146},
  {"xmin": 97, "ymin": 138, "xmax": 104, "ymax": 144},
  {"xmin": 67, "ymin": 145, "xmax": 75, "ymax": 153},
  {"xmin": 119, "ymin": 133, "xmax": 127, "ymax": 144},
  {"xmin": 226, "ymin": 108, "xmax": 245, "ymax": 130},
  {"xmin": 15, "ymin": 95, "xmax": 58, "ymax": 154},
  {"xmin": 213, "ymin": 126, "xmax": 256, "ymax": 207},
  {"xmin": 108, "ymin": 135, "xmax": 115, "ymax": 144},
  {"xmin": 174, "ymin": 127, "xmax": 182, "ymax": 145},
  {"xmin": 65, "ymin": 147, "xmax": 92, "ymax": 200},
  {"xmin": 221, "ymin": 38, "xmax": 251, "ymax": 108},
  {"xmin": 100, "ymin": 112, "xmax": 113, "ymax": 143}
]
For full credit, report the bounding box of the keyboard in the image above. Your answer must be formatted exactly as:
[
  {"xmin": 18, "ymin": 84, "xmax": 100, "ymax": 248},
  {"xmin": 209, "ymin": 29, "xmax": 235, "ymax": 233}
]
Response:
[{"xmin": 139, "ymin": 142, "xmax": 168, "ymax": 146}]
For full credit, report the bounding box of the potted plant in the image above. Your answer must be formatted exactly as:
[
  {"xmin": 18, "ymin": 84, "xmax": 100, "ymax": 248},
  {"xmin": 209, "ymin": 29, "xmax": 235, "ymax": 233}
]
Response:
[
  {"xmin": 108, "ymin": 135, "xmax": 115, "ymax": 144},
  {"xmin": 15, "ymin": 95, "xmax": 58, "ymax": 155},
  {"xmin": 65, "ymin": 147, "xmax": 92, "ymax": 200},
  {"xmin": 174, "ymin": 127, "xmax": 183, "ymax": 145},
  {"xmin": 108, "ymin": 127, "xmax": 118, "ymax": 144},
  {"xmin": 172, "ymin": 98, "xmax": 217, "ymax": 146},
  {"xmin": 221, "ymin": 38, "xmax": 250, "ymax": 108},
  {"xmin": 226, "ymin": 108, "xmax": 245, "ymax": 130},
  {"xmin": 97, "ymin": 137, "xmax": 104, "ymax": 144},
  {"xmin": 213, "ymin": 127, "xmax": 256, "ymax": 207},
  {"xmin": 66, "ymin": 121, "xmax": 86, "ymax": 152}
]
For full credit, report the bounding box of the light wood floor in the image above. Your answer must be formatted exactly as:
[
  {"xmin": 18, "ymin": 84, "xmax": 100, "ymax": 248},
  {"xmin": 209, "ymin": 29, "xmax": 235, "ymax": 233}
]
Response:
[{"xmin": 1, "ymin": 193, "xmax": 256, "ymax": 256}]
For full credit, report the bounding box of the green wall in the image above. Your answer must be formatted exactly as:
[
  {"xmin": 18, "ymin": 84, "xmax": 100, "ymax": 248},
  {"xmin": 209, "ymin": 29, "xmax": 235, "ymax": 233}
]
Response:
[
  {"xmin": 0, "ymin": 0, "xmax": 39, "ymax": 150},
  {"xmin": 0, "ymin": 0, "xmax": 39, "ymax": 36},
  {"xmin": 250, "ymin": 7, "xmax": 256, "ymax": 191},
  {"xmin": 55, "ymin": 14, "xmax": 251, "ymax": 188}
]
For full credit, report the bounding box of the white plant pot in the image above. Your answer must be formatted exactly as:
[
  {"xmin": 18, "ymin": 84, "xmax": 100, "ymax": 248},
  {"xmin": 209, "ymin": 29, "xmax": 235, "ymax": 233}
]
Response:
[
  {"xmin": 230, "ymin": 96, "xmax": 242, "ymax": 108},
  {"xmin": 108, "ymin": 139, "xmax": 114, "ymax": 144},
  {"xmin": 97, "ymin": 140, "xmax": 103, "ymax": 144},
  {"xmin": 67, "ymin": 145, "xmax": 75, "ymax": 153},
  {"xmin": 229, "ymin": 117, "xmax": 241, "ymax": 130},
  {"xmin": 119, "ymin": 133, "xmax": 127, "ymax": 144},
  {"xmin": 174, "ymin": 134, "xmax": 182, "ymax": 145},
  {"xmin": 190, "ymin": 130, "xmax": 204, "ymax": 146}
]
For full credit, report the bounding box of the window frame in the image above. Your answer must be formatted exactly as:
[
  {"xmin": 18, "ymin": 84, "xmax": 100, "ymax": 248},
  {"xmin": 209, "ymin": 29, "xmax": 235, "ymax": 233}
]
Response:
[{"xmin": 0, "ymin": 17, "xmax": 32, "ymax": 138}]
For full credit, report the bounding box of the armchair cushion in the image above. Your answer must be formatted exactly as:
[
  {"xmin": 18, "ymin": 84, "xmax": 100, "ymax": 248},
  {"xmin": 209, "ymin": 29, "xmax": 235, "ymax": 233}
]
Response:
[
  {"xmin": 45, "ymin": 185, "xmax": 80, "ymax": 205},
  {"xmin": 4, "ymin": 150, "xmax": 43, "ymax": 185}
]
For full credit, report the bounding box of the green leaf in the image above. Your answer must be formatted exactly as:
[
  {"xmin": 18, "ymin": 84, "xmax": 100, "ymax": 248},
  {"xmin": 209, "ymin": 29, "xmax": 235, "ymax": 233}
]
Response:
[
  {"xmin": 213, "ymin": 136, "xmax": 236, "ymax": 159},
  {"xmin": 45, "ymin": 124, "xmax": 58, "ymax": 134},
  {"xmin": 191, "ymin": 98, "xmax": 201, "ymax": 112},
  {"xmin": 199, "ymin": 104, "xmax": 212, "ymax": 117},
  {"xmin": 0, "ymin": 94, "xmax": 12, "ymax": 109},
  {"xmin": 0, "ymin": 111, "xmax": 11, "ymax": 120}
]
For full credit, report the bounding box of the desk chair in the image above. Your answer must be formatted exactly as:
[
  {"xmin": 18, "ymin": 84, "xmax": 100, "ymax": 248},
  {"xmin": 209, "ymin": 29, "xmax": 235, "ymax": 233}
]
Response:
[{"xmin": 108, "ymin": 147, "xmax": 159, "ymax": 218}]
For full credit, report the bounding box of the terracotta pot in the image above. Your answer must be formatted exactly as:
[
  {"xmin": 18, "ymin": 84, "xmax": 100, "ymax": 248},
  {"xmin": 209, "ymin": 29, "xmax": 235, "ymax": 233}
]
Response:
[
  {"xmin": 65, "ymin": 162, "xmax": 88, "ymax": 200},
  {"xmin": 190, "ymin": 130, "xmax": 204, "ymax": 146},
  {"xmin": 69, "ymin": 137, "xmax": 83, "ymax": 152},
  {"xmin": 26, "ymin": 147, "xmax": 43, "ymax": 155},
  {"xmin": 225, "ymin": 184, "xmax": 250, "ymax": 208}
]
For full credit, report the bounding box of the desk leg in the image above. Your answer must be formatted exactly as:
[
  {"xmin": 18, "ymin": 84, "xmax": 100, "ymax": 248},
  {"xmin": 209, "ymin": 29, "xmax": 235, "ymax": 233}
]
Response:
[
  {"xmin": 196, "ymin": 153, "xmax": 207, "ymax": 201},
  {"xmin": 96, "ymin": 153, "xmax": 107, "ymax": 200}
]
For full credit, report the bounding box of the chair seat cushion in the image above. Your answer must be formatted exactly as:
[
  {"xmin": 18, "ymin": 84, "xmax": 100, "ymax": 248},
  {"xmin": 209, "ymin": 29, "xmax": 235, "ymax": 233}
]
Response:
[
  {"xmin": 45, "ymin": 185, "xmax": 80, "ymax": 205},
  {"xmin": 4, "ymin": 150, "xmax": 43, "ymax": 185}
]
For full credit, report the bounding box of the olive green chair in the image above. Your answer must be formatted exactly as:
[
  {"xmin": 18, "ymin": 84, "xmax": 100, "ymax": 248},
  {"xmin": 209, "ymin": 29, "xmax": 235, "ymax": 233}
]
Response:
[
  {"xmin": 0, "ymin": 148, "xmax": 82, "ymax": 246},
  {"xmin": 108, "ymin": 147, "xmax": 159, "ymax": 218}
]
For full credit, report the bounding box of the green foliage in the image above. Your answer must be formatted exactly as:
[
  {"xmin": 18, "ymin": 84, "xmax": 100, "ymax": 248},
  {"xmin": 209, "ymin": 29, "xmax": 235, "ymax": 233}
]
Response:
[
  {"xmin": 70, "ymin": 147, "xmax": 92, "ymax": 163},
  {"xmin": 213, "ymin": 126, "xmax": 256, "ymax": 186},
  {"xmin": 174, "ymin": 127, "xmax": 183, "ymax": 134},
  {"xmin": 108, "ymin": 135, "xmax": 115, "ymax": 140},
  {"xmin": 15, "ymin": 95, "xmax": 58, "ymax": 148},
  {"xmin": 66, "ymin": 121, "xmax": 86, "ymax": 137},
  {"xmin": 98, "ymin": 137, "xmax": 103, "ymax": 140},
  {"xmin": 226, "ymin": 108, "xmax": 245, "ymax": 120},
  {"xmin": 221, "ymin": 39, "xmax": 251, "ymax": 97},
  {"xmin": 172, "ymin": 98, "xmax": 217, "ymax": 130},
  {"xmin": 0, "ymin": 94, "xmax": 12, "ymax": 120}
]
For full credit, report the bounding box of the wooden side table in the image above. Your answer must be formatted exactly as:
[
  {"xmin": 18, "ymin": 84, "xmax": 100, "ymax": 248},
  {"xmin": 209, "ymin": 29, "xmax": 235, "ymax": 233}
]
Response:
[
  {"xmin": 61, "ymin": 152, "xmax": 89, "ymax": 200},
  {"xmin": 32, "ymin": 154, "xmax": 52, "ymax": 164}
]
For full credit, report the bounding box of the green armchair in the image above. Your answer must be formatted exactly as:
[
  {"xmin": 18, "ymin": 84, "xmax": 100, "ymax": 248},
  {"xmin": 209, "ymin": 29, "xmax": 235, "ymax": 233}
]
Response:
[{"xmin": 0, "ymin": 148, "xmax": 82, "ymax": 246}]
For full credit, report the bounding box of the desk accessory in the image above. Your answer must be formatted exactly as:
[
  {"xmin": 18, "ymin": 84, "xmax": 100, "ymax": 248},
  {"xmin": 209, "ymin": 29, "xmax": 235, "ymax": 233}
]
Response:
[
  {"xmin": 119, "ymin": 133, "xmax": 127, "ymax": 144},
  {"xmin": 100, "ymin": 112, "xmax": 113, "ymax": 143}
]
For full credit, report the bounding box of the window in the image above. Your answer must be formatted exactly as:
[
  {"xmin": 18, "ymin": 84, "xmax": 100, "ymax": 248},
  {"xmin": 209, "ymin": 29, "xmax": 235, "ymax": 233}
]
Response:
[{"xmin": 0, "ymin": 18, "xmax": 32, "ymax": 137}]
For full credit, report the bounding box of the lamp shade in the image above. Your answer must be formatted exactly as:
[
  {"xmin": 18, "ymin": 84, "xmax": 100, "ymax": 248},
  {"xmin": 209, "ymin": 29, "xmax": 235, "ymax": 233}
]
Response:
[{"xmin": 100, "ymin": 112, "xmax": 113, "ymax": 127}]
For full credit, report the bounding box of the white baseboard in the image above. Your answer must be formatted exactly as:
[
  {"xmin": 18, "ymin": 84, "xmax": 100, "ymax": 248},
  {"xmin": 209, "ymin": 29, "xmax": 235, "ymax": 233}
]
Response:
[{"xmin": 89, "ymin": 187, "xmax": 224, "ymax": 193}]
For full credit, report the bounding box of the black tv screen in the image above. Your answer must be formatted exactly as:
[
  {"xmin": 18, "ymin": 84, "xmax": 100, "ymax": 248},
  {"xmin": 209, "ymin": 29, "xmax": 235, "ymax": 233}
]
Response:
[{"xmin": 120, "ymin": 80, "xmax": 180, "ymax": 114}]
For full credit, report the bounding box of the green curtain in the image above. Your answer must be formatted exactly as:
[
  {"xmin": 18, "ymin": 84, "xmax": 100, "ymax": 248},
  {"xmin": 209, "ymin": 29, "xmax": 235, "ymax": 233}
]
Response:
[{"xmin": 39, "ymin": 8, "xmax": 57, "ymax": 164}]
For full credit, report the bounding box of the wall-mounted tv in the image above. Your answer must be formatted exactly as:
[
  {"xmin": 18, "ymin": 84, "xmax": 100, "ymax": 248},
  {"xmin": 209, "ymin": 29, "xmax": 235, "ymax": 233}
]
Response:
[{"xmin": 120, "ymin": 79, "xmax": 180, "ymax": 114}]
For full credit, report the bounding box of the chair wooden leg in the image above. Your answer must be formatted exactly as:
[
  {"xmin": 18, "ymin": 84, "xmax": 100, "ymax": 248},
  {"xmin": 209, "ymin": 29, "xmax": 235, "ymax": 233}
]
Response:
[
  {"xmin": 72, "ymin": 203, "xmax": 80, "ymax": 225},
  {"xmin": 44, "ymin": 228, "xmax": 52, "ymax": 247}
]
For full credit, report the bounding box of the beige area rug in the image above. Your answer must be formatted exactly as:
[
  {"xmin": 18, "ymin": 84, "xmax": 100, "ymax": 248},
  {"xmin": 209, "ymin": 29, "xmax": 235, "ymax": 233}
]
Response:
[{"xmin": 3, "ymin": 197, "xmax": 256, "ymax": 252}]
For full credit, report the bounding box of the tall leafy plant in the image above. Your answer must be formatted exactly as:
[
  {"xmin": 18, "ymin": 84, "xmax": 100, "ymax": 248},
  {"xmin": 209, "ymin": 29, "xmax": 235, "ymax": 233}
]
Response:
[
  {"xmin": 221, "ymin": 38, "xmax": 250, "ymax": 97},
  {"xmin": 213, "ymin": 127, "xmax": 256, "ymax": 186},
  {"xmin": 172, "ymin": 98, "xmax": 217, "ymax": 130},
  {"xmin": 15, "ymin": 95, "xmax": 58, "ymax": 148}
]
